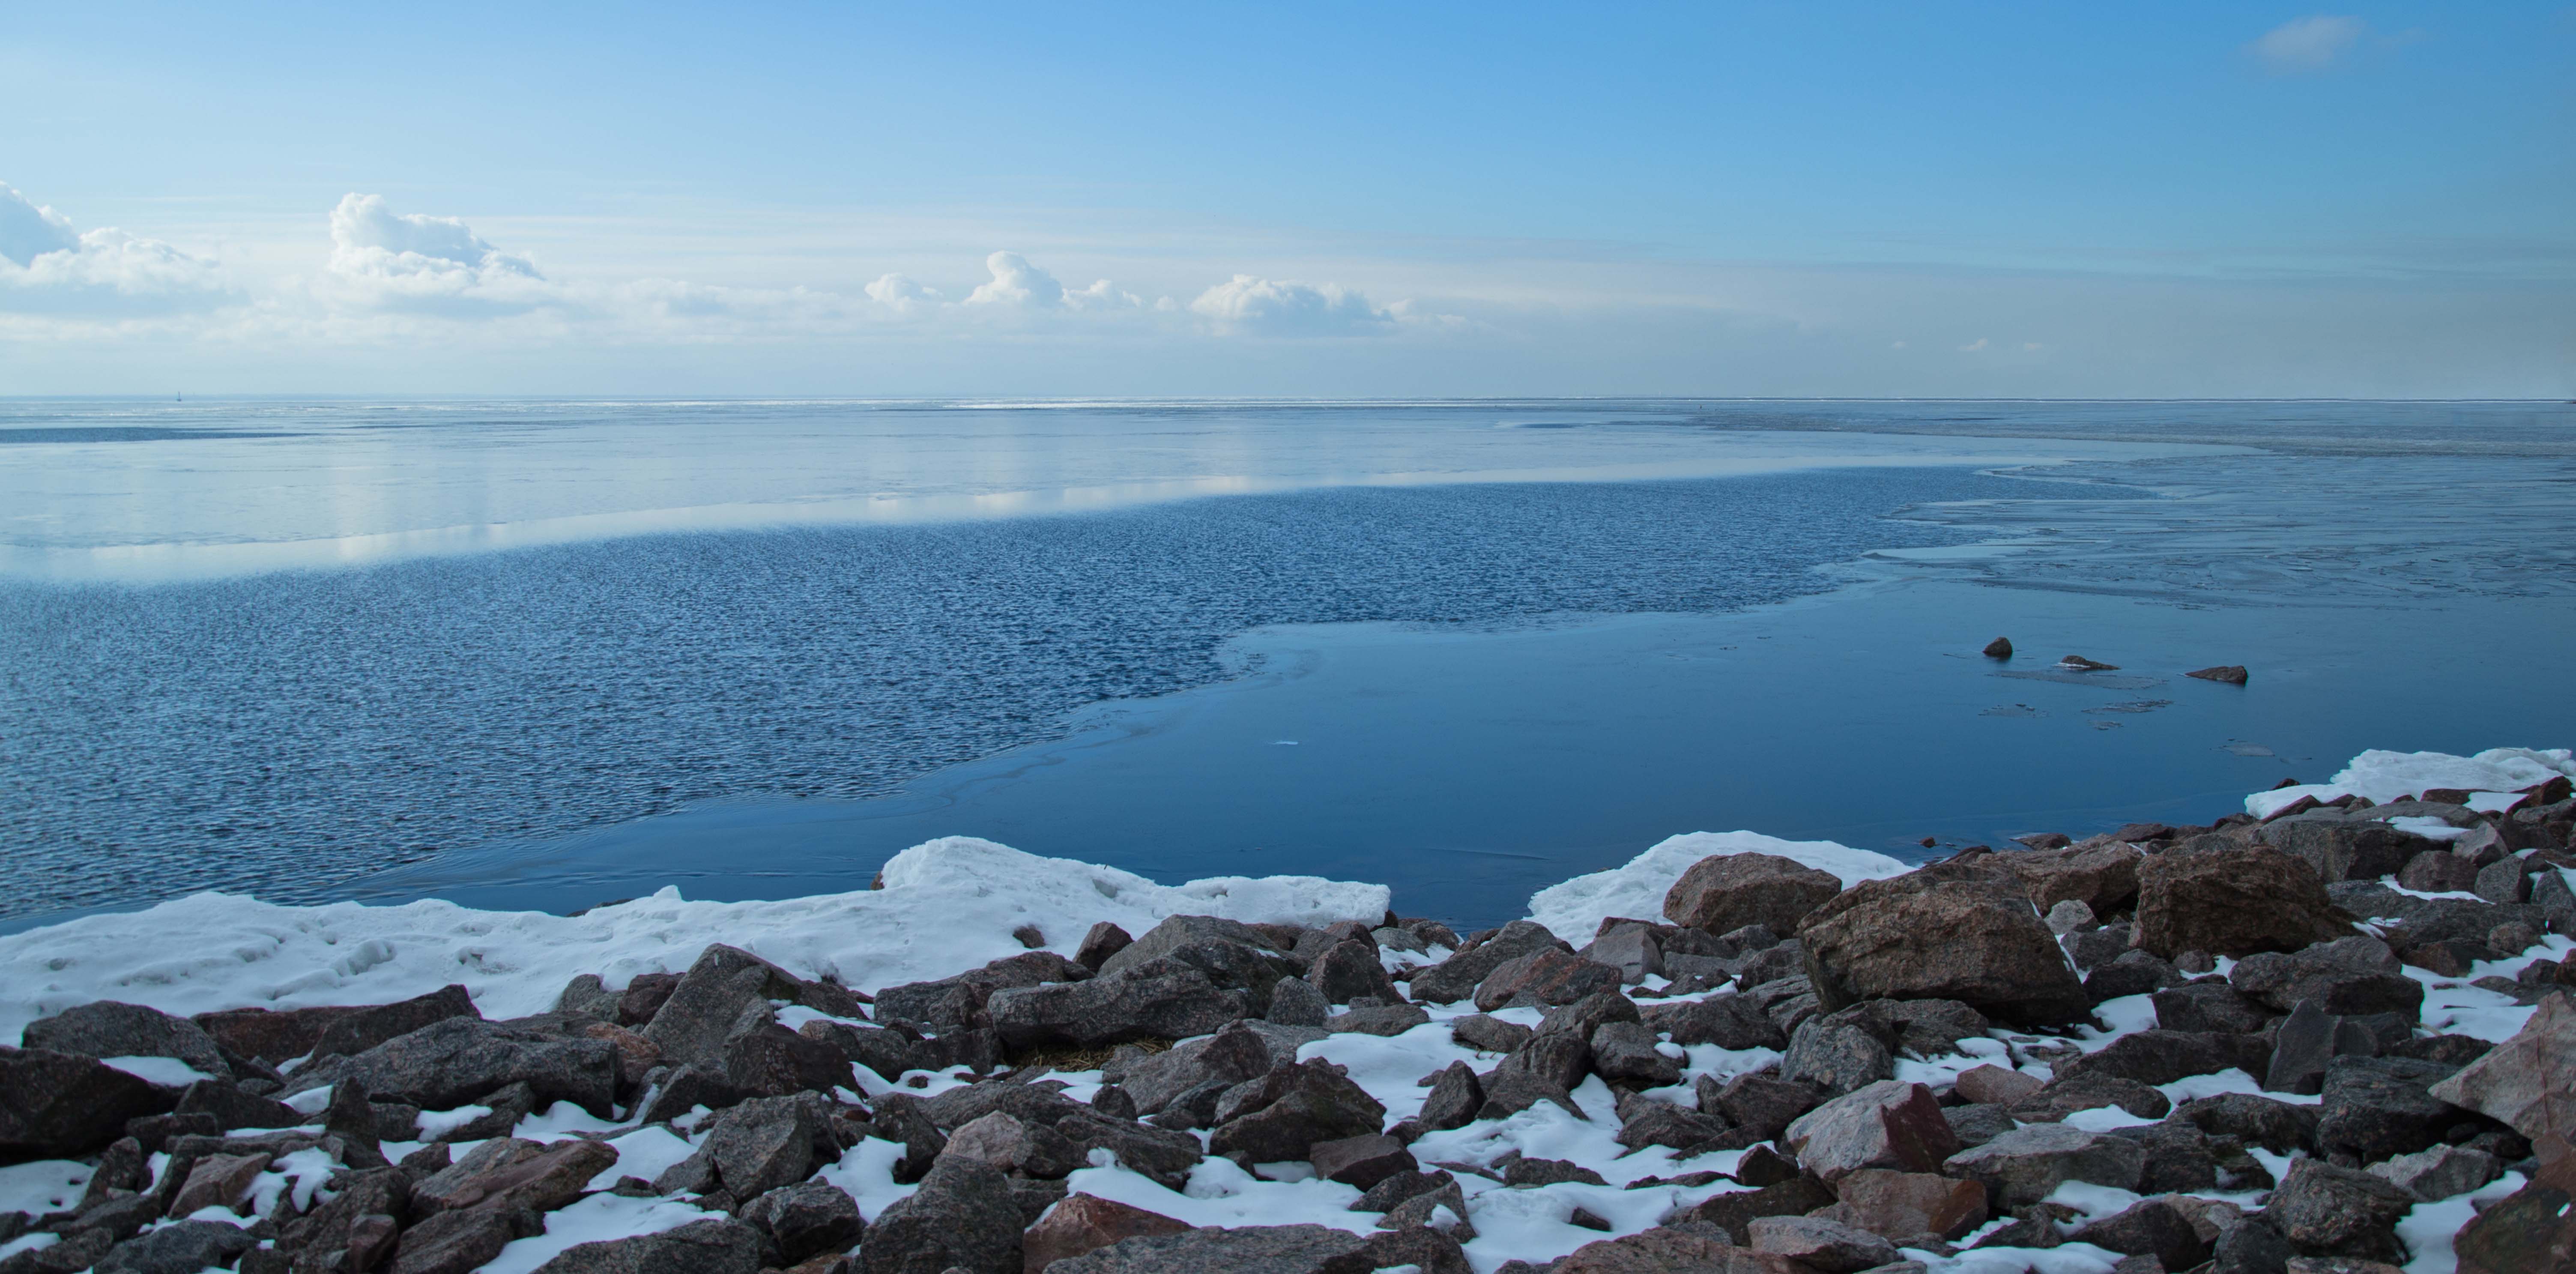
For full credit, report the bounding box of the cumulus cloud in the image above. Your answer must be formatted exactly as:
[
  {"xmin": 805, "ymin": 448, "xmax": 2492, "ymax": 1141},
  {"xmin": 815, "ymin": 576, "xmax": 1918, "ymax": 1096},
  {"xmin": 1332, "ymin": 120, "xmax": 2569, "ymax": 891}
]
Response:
[
  {"xmin": 2248, "ymin": 15, "xmax": 2367, "ymax": 72},
  {"xmin": 324, "ymin": 193, "xmax": 554, "ymax": 312},
  {"xmin": 962, "ymin": 250, "xmax": 1139, "ymax": 310},
  {"xmin": 1189, "ymin": 274, "xmax": 1393, "ymax": 336},
  {"xmin": 866, "ymin": 272, "xmax": 941, "ymax": 312},
  {"xmin": 0, "ymin": 181, "xmax": 236, "ymax": 316}
]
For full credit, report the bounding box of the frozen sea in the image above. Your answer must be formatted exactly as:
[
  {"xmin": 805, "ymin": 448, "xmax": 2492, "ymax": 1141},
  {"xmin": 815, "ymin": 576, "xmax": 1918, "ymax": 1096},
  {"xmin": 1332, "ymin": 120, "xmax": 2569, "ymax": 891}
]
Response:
[{"xmin": 3, "ymin": 398, "xmax": 2572, "ymax": 931}]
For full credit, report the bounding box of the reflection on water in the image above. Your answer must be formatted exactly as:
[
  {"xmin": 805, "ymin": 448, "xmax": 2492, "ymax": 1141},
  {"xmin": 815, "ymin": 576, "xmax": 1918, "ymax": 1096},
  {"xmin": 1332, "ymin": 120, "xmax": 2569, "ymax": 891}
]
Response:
[{"xmin": 0, "ymin": 398, "xmax": 2220, "ymax": 582}]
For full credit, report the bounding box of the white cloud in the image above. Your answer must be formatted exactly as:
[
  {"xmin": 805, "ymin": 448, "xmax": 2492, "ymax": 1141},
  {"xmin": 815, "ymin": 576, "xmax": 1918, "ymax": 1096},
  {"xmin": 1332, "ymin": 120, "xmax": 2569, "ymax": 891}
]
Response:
[
  {"xmin": 324, "ymin": 193, "xmax": 554, "ymax": 312},
  {"xmin": 0, "ymin": 181, "xmax": 236, "ymax": 316},
  {"xmin": 962, "ymin": 250, "xmax": 1138, "ymax": 310},
  {"xmin": 866, "ymin": 272, "xmax": 941, "ymax": 312},
  {"xmin": 1189, "ymin": 274, "xmax": 1393, "ymax": 336},
  {"xmin": 1959, "ymin": 337, "xmax": 1989, "ymax": 351},
  {"xmin": 2249, "ymin": 15, "xmax": 2367, "ymax": 72},
  {"xmin": 965, "ymin": 250, "xmax": 1064, "ymax": 307}
]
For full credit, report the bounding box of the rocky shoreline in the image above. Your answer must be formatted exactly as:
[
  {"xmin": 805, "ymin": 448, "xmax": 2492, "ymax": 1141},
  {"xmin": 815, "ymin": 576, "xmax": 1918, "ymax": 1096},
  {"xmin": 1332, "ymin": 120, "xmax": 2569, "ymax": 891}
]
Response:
[{"xmin": 4, "ymin": 754, "xmax": 2575, "ymax": 1274}]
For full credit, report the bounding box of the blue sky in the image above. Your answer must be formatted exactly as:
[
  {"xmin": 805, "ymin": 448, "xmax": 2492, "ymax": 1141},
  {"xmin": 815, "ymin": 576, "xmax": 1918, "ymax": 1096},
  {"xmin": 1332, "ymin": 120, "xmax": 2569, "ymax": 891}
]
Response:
[{"xmin": 3, "ymin": 3, "xmax": 2570, "ymax": 396}]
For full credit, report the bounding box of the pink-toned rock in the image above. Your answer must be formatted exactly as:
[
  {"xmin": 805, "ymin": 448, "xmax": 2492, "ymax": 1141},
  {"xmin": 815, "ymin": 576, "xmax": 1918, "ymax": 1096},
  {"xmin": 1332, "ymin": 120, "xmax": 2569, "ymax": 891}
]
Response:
[
  {"xmin": 1952, "ymin": 1064, "xmax": 2043, "ymax": 1107},
  {"xmin": 2430, "ymin": 993, "xmax": 2576, "ymax": 1140},
  {"xmin": 1815, "ymin": 1168, "xmax": 1989, "ymax": 1241},
  {"xmin": 1472, "ymin": 948, "xmax": 1624, "ymax": 1012},
  {"xmin": 1998, "ymin": 842, "xmax": 2145, "ymax": 914},
  {"xmin": 1019, "ymin": 1194, "xmax": 1192, "ymax": 1274},
  {"xmin": 1662, "ymin": 853, "xmax": 1846, "ymax": 936},
  {"xmin": 1782, "ymin": 1080, "xmax": 1962, "ymax": 1185},
  {"xmin": 167, "ymin": 1151, "xmax": 270, "ymax": 1216},
  {"xmin": 1553, "ymin": 1229, "xmax": 1801, "ymax": 1274}
]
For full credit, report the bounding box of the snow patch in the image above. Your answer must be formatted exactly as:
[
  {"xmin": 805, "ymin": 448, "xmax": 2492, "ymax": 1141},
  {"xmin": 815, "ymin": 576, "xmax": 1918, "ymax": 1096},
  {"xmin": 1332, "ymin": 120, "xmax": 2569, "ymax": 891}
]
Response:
[
  {"xmin": 1525, "ymin": 831, "xmax": 1909, "ymax": 942},
  {"xmin": 0, "ymin": 836, "xmax": 1390, "ymax": 1043},
  {"xmin": 2244, "ymin": 747, "xmax": 2574, "ymax": 819},
  {"xmin": 100, "ymin": 1055, "xmax": 217, "ymax": 1087}
]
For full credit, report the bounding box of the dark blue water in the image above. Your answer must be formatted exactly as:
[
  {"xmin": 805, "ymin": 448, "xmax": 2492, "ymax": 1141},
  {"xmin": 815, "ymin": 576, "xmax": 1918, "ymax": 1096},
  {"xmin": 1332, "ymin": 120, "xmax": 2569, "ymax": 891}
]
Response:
[{"xmin": 0, "ymin": 467, "xmax": 2059, "ymax": 921}]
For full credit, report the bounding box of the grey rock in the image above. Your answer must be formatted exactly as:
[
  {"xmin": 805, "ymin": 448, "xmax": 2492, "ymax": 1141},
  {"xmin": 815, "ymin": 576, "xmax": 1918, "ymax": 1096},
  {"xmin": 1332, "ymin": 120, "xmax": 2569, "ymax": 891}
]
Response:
[
  {"xmin": 1943, "ymin": 1122, "xmax": 2145, "ymax": 1207},
  {"xmin": 0, "ymin": 1047, "xmax": 170, "ymax": 1158},
  {"xmin": 2262, "ymin": 1158, "xmax": 2415, "ymax": 1263},
  {"xmin": 2070, "ymin": 1199, "xmax": 2207, "ymax": 1271},
  {"xmin": 1879, "ymin": 999, "xmax": 1990, "ymax": 1058},
  {"xmin": 857, "ymin": 1158, "xmax": 1021, "ymax": 1274},
  {"xmin": 1209, "ymin": 1061, "xmax": 1386, "ymax": 1164},
  {"xmin": 308, "ymin": 985, "xmax": 485, "ymax": 1062},
  {"xmin": 2315, "ymin": 1054, "xmax": 2467, "ymax": 1163},
  {"xmin": 22, "ymin": 1002, "xmax": 232, "ymax": 1080},
  {"xmin": 1708, "ymin": 1071, "xmax": 1823, "ymax": 1139},
  {"xmin": 1781, "ymin": 1008, "xmax": 1896, "ymax": 1096},
  {"xmin": 171, "ymin": 1079, "xmax": 307, "ymax": 1131},
  {"xmin": 1323, "ymin": 1003, "xmax": 1429, "ymax": 1037},
  {"xmin": 1306, "ymin": 940, "xmax": 1400, "ymax": 1005},
  {"xmin": 2009, "ymin": 1071, "xmax": 2171, "ymax": 1123},
  {"xmin": 529, "ymin": 1218, "xmax": 767, "ymax": 1274},
  {"xmin": 1405, "ymin": 921, "xmax": 1567, "ymax": 1005},
  {"xmin": 2085, "ymin": 950, "xmax": 2185, "ymax": 1002},
  {"xmin": 1417, "ymin": 1062, "xmax": 1482, "ymax": 1131},
  {"xmin": 1121, "ymin": 1023, "xmax": 1276, "ymax": 1116},
  {"xmin": 799, "ymin": 1020, "xmax": 938, "ymax": 1087},
  {"xmin": 2056, "ymin": 1029, "xmax": 2266, "ymax": 1089},
  {"xmin": 2207, "ymin": 1216, "xmax": 2293, "ymax": 1274},
  {"xmin": 2229, "ymin": 950, "xmax": 2424, "ymax": 1020},
  {"xmin": 1036, "ymin": 1223, "xmax": 1372, "ymax": 1274},
  {"xmin": 1639, "ymin": 994, "xmax": 1789, "ymax": 1051},
  {"xmin": 1582, "ymin": 923, "xmax": 1664, "ymax": 984},
  {"xmin": 1942, "ymin": 1103, "xmax": 2017, "ymax": 1148},
  {"xmin": 416, "ymin": 1136, "xmax": 619, "ymax": 1215},
  {"xmin": 1535, "ymin": 990, "xmax": 1641, "ymax": 1040},
  {"xmin": 388, "ymin": 1205, "xmax": 526, "ymax": 1274},
  {"xmin": 1095, "ymin": 915, "xmax": 1286, "ymax": 981},
  {"xmin": 1264, "ymin": 978, "xmax": 1330, "ymax": 1028},
  {"xmin": 1446, "ymin": 1014, "xmax": 1534, "ymax": 1053},
  {"xmin": 1589, "ymin": 1021, "xmax": 1682, "ymax": 1086},
  {"xmin": 1075, "ymin": 921, "xmax": 1135, "ymax": 971},
  {"xmin": 2258, "ymin": 814, "xmax": 2443, "ymax": 882},
  {"xmin": 96, "ymin": 1220, "xmax": 255, "ymax": 1274},
  {"xmin": 2132, "ymin": 841, "xmax": 2352, "ymax": 959},
  {"xmin": 2168, "ymin": 1092, "xmax": 2319, "ymax": 1155},
  {"xmin": 2429, "ymin": 991, "xmax": 2576, "ymax": 1139},
  {"xmin": 1611, "ymin": 1092, "xmax": 1734, "ymax": 1154},
  {"xmin": 1662, "ymin": 852, "xmax": 1845, "ymax": 936},
  {"xmin": 1472, "ymin": 948, "xmax": 1624, "ymax": 1012},
  {"xmin": 643, "ymin": 946, "xmax": 862, "ymax": 1066},
  {"xmin": 2151, "ymin": 981, "xmax": 2271, "ymax": 1035},
  {"xmin": 2265, "ymin": 999, "xmax": 2337, "ymax": 1095},
  {"xmin": 1747, "ymin": 1215, "xmax": 1899, "ymax": 1274},
  {"xmin": 1050, "ymin": 1108, "xmax": 1206, "ymax": 1189},
  {"xmin": 1783, "ymin": 1080, "xmax": 1959, "ymax": 1184},
  {"xmin": 2367, "ymin": 1143, "xmax": 2502, "ymax": 1200},
  {"xmin": 297, "ymin": 1017, "xmax": 618, "ymax": 1115},
  {"xmin": 1352, "ymin": 1169, "xmax": 1455, "ymax": 1213},
  {"xmin": 741, "ymin": 1179, "xmax": 863, "ymax": 1265},
  {"xmin": 1797, "ymin": 861, "xmax": 2089, "ymax": 1027},
  {"xmin": 2045, "ymin": 900, "xmax": 2095, "ymax": 936},
  {"xmin": 938, "ymin": 1110, "xmax": 1080, "ymax": 1178},
  {"xmin": 664, "ymin": 1093, "xmax": 837, "ymax": 1199},
  {"xmin": 986, "ymin": 970, "xmax": 1248, "ymax": 1050},
  {"xmin": 873, "ymin": 951, "xmax": 1087, "ymax": 1037},
  {"xmin": 1308, "ymin": 1132, "xmax": 1417, "ymax": 1188}
]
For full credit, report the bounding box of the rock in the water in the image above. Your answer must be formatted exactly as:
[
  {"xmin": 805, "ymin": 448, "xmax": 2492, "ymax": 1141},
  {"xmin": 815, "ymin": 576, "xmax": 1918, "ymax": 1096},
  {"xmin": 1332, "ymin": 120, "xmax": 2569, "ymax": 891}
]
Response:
[
  {"xmin": 1983, "ymin": 637, "xmax": 2013, "ymax": 659},
  {"xmin": 2187, "ymin": 665, "xmax": 2249, "ymax": 685},
  {"xmin": 2131, "ymin": 841, "xmax": 2352, "ymax": 959},
  {"xmin": 1782, "ymin": 1080, "xmax": 1959, "ymax": 1184},
  {"xmin": 529, "ymin": 1217, "xmax": 768, "ymax": 1274},
  {"xmin": 0, "ymin": 1047, "xmax": 170, "ymax": 1158},
  {"xmin": 1746, "ymin": 1215, "xmax": 1897, "ymax": 1274},
  {"xmin": 2430, "ymin": 991, "xmax": 2576, "ymax": 1139},
  {"xmin": 1405, "ymin": 921, "xmax": 1569, "ymax": 1005},
  {"xmin": 2262, "ymin": 1158, "xmax": 2415, "ymax": 1264},
  {"xmin": 1662, "ymin": 853, "xmax": 1846, "ymax": 937},
  {"xmin": 858, "ymin": 1158, "xmax": 1022, "ymax": 1274},
  {"xmin": 22, "ymin": 1001, "xmax": 233, "ymax": 1080},
  {"xmin": 741, "ymin": 1180, "xmax": 864, "ymax": 1265},
  {"xmin": 986, "ymin": 969, "xmax": 1247, "ymax": 1049},
  {"xmin": 1942, "ymin": 1122, "xmax": 2144, "ymax": 1207},
  {"xmin": 1814, "ymin": 1169, "xmax": 1987, "ymax": 1243},
  {"xmin": 1021, "ymin": 1194, "xmax": 1192, "ymax": 1272},
  {"xmin": 1797, "ymin": 862, "xmax": 2088, "ymax": 1026}
]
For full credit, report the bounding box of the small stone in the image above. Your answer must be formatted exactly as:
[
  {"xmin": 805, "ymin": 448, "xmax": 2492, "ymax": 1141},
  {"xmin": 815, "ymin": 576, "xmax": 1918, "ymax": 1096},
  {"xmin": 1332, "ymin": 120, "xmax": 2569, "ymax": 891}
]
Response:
[
  {"xmin": 1019, "ymin": 1194, "xmax": 1190, "ymax": 1272},
  {"xmin": 1073, "ymin": 923, "xmax": 1133, "ymax": 971},
  {"xmin": 2186, "ymin": 665, "xmax": 2248, "ymax": 685},
  {"xmin": 164, "ymin": 1151, "xmax": 269, "ymax": 1217},
  {"xmin": 2071, "ymin": 1198, "xmax": 2207, "ymax": 1271},
  {"xmin": 1308, "ymin": 1133, "xmax": 1417, "ymax": 1189},
  {"xmin": 1942, "ymin": 1122, "xmax": 2145, "ymax": 1207},
  {"xmin": 1816, "ymin": 1168, "xmax": 1987, "ymax": 1241},
  {"xmin": 2045, "ymin": 900, "xmax": 2095, "ymax": 936},
  {"xmin": 740, "ymin": 1179, "xmax": 864, "ymax": 1266},
  {"xmin": 2262, "ymin": 1159, "xmax": 2415, "ymax": 1264},
  {"xmin": 2367, "ymin": 1143, "xmax": 2502, "ymax": 1200},
  {"xmin": 1782, "ymin": 1080, "xmax": 1960, "ymax": 1185},
  {"xmin": 1983, "ymin": 637, "xmax": 2013, "ymax": 659},
  {"xmin": 1951, "ymin": 1064, "xmax": 2041, "ymax": 1107},
  {"xmin": 1417, "ymin": 1062, "xmax": 1482, "ymax": 1131}
]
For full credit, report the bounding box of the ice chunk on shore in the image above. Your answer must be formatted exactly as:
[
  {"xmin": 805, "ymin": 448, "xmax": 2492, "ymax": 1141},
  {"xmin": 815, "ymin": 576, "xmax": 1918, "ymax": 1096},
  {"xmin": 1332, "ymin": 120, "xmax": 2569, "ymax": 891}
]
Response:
[
  {"xmin": 1525, "ymin": 831, "xmax": 1910, "ymax": 942},
  {"xmin": 0, "ymin": 836, "xmax": 1387, "ymax": 1045},
  {"xmin": 2245, "ymin": 747, "xmax": 2575, "ymax": 819}
]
